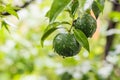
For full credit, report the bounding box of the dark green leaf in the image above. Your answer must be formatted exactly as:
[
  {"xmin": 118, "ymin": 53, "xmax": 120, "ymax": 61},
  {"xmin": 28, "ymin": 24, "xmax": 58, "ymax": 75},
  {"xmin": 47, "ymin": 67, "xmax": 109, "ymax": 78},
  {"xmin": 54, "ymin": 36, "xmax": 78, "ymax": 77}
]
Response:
[
  {"xmin": 61, "ymin": 72, "xmax": 73, "ymax": 80},
  {"xmin": 92, "ymin": 0, "xmax": 104, "ymax": 18},
  {"xmin": 5, "ymin": 4, "xmax": 19, "ymax": 19},
  {"xmin": 41, "ymin": 27, "xmax": 58, "ymax": 47},
  {"xmin": 73, "ymin": 29, "xmax": 90, "ymax": 52},
  {"xmin": 71, "ymin": 0, "xmax": 79, "ymax": 17},
  {"xmin": 96, "ymin": 1, "xmax": 104, "ymax": 12},
  {"xmin": 46, "ymin": 0, "xmax": 71, "ymax": 23}
]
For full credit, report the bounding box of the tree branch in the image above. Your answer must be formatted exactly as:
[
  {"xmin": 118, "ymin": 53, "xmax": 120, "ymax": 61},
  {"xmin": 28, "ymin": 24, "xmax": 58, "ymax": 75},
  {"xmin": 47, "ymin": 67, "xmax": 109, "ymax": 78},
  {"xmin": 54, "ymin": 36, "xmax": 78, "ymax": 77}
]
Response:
[
  {"xmin": 108, "ymin": 0, "xmax": 120, "ymax": 6},
  {"xmin": 2, "ymin": 0, "xmax": 34, "ymax": 16},
  {"xmin": 104, "ymin": 0, "xmax": 120, "ymax": 59}
]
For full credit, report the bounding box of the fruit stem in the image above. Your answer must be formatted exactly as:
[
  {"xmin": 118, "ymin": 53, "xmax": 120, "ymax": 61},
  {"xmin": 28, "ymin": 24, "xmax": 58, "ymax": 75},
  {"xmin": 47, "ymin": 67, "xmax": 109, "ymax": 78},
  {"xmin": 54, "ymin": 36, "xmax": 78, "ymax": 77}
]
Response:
[
  {"xmin": 68, "ymin": 25, "xmax": 73, "ymax": 32},
  {"xmin": 68, "ymin": 19, "xmax": 74, "ymax": 33}
]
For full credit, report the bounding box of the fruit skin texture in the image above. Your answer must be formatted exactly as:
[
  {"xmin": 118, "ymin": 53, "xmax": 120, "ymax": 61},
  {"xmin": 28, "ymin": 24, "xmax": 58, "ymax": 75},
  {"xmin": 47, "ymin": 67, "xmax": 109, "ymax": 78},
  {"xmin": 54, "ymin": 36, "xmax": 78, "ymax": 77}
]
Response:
[
  {"xmin": 53, "ymin": 33, "xmax": 81, "ymax": 57},
  {"xmin": 73, "ymin": 13, "xmax": 97, "ymax": 37}
]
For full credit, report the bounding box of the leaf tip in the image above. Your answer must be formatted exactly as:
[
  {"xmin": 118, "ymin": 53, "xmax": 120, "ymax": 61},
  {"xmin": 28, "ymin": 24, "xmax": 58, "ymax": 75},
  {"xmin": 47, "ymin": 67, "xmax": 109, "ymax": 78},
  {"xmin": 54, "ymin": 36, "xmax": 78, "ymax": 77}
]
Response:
[{"xmin": 41, "ymin": 40, "xmax": 44, "ymax": 48}]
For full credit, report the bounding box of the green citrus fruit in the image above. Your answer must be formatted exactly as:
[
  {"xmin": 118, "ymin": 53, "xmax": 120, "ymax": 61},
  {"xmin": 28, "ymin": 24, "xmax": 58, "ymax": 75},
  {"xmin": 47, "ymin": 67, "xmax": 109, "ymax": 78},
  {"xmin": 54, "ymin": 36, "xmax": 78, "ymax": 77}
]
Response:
[
  {"xmin": 73, "ymin": 13, "xmax": 97, "ymax": 37},
  {"xmin": 53, "ymin": 33, "xmax": 81, "ymax": 57}
]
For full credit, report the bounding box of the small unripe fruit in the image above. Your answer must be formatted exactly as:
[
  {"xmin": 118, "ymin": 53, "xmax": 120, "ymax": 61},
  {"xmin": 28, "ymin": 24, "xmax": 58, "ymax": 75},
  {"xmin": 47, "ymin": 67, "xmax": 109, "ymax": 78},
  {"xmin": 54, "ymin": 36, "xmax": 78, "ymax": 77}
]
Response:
[
  {"xmin": 73, "ymin": 13, "xmax": 97, "ymax": 37},
  {"xmin": 53, "ymin": 33, "xmax": 81, "ymax": 57}
]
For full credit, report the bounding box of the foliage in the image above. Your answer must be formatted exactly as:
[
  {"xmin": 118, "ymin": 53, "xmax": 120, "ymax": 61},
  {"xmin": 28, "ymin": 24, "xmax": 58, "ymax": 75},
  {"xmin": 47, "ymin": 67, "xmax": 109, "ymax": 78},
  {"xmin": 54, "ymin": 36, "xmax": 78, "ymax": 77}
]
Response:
[{"xmin": 41, "ymin": 0, "xmax": 99, "ymax": 55}]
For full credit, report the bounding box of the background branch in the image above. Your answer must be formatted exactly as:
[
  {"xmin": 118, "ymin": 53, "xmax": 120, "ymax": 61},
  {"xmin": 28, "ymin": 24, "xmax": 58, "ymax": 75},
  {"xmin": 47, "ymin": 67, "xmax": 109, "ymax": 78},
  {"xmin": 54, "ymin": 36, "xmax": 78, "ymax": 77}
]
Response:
[
  {"xmin": 104, "ymin": 0, "xmax": 120, "ymax": 59},
  {"xmin": 2, "ymin": 0, "xmax": 34, "ymax": 16},
  {"xmin": 109, "ymin": 0, "xmax": 120, "ymax": 6}
]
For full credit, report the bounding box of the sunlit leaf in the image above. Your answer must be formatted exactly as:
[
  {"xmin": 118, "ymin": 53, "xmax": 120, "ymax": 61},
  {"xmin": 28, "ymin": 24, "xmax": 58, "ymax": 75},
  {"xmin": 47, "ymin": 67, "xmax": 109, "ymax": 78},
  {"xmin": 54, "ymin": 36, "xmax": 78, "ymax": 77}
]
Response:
[
  {"xmin": 5, "ymin": 4, "xmax": 19, "ymax": 19},
  {"xmin": 0, "ymin": 5, "xmax": 5, "ymax": 12},
  {"xmin": 73, "ymin": 29, "xmax": 90, "ymax": 52},
  {"xmin": 109, "ymin": 11, "xmax": 120, "ymax": 22},
  {"xmin": 1, "ymin": 21, "xmax": 10, "ymax": 33},
  {"xmin": 46, "ymin": 0, "xmax": 71, "ymax": 23},
  {"xmin": 78, "ymin": 0, "xmax": 86, "ymax": 9}
]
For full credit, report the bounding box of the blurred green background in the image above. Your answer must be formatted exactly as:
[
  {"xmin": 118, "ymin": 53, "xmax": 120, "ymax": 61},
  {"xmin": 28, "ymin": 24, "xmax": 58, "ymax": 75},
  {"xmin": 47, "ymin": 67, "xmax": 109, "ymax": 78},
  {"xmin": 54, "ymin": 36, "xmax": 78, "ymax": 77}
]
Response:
[{"xmin": 0, "ymin": 0, "xmax": 120, "ymax": 80}]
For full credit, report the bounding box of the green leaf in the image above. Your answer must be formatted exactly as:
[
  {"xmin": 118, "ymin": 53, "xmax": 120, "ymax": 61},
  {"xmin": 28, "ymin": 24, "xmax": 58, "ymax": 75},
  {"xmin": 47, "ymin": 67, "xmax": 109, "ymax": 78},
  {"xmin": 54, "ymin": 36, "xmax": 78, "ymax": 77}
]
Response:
[
  {"xmin": 96, "ymin": 1, "xmax": 104, "ymax": 12},
  {"xmin": 45, "ymin": 22, "xmax": 61, "ymax": 31},
  {"xmin": 41, "ymin": 27, "xmax": 58, "ymax": 47},
  {"xmin": 78, "ymin": 0, "xmax": 86, "ymax": 9},
  {"xmin": 71, "ymin": 0, "xmax": 79, "ymax": 17},
  {"xmin": 92, "ymin": 0, "xmax": 104, "ymax": 18},
  {"xmin": 45, "ymin": 21, "xmax": 70, "ymax": 31},
  {"xmin": 73, "ymin": 29, "xmax": 90, "ymax": 52},
  {"xmin": 0, "ymin": 5, "xmax": 5, "ymax": 12},
  {"xmin": 61, "ymin": 72, "xmax": 73, "ymax": 80},
  {"xmin": 1, "ymin": 21, "xmax": 10, "ymax": 33},
  {"xmin": 5, "ymin": 4, "xmax": 19, "ymax": 19},
  {"xmin": 46, "ymin": 0, "xmax": 71, "ymax": 23},
  {"xmin": 109, "ymin": 11, "xmax": 120, "ymax": 22},
  {"xmin": 61, "ymin": 21, "xmax": 71, "ymax": 25},
  {"xmin": 41, "ymin": 21, "xmax": 70, "ymax": 47}
]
